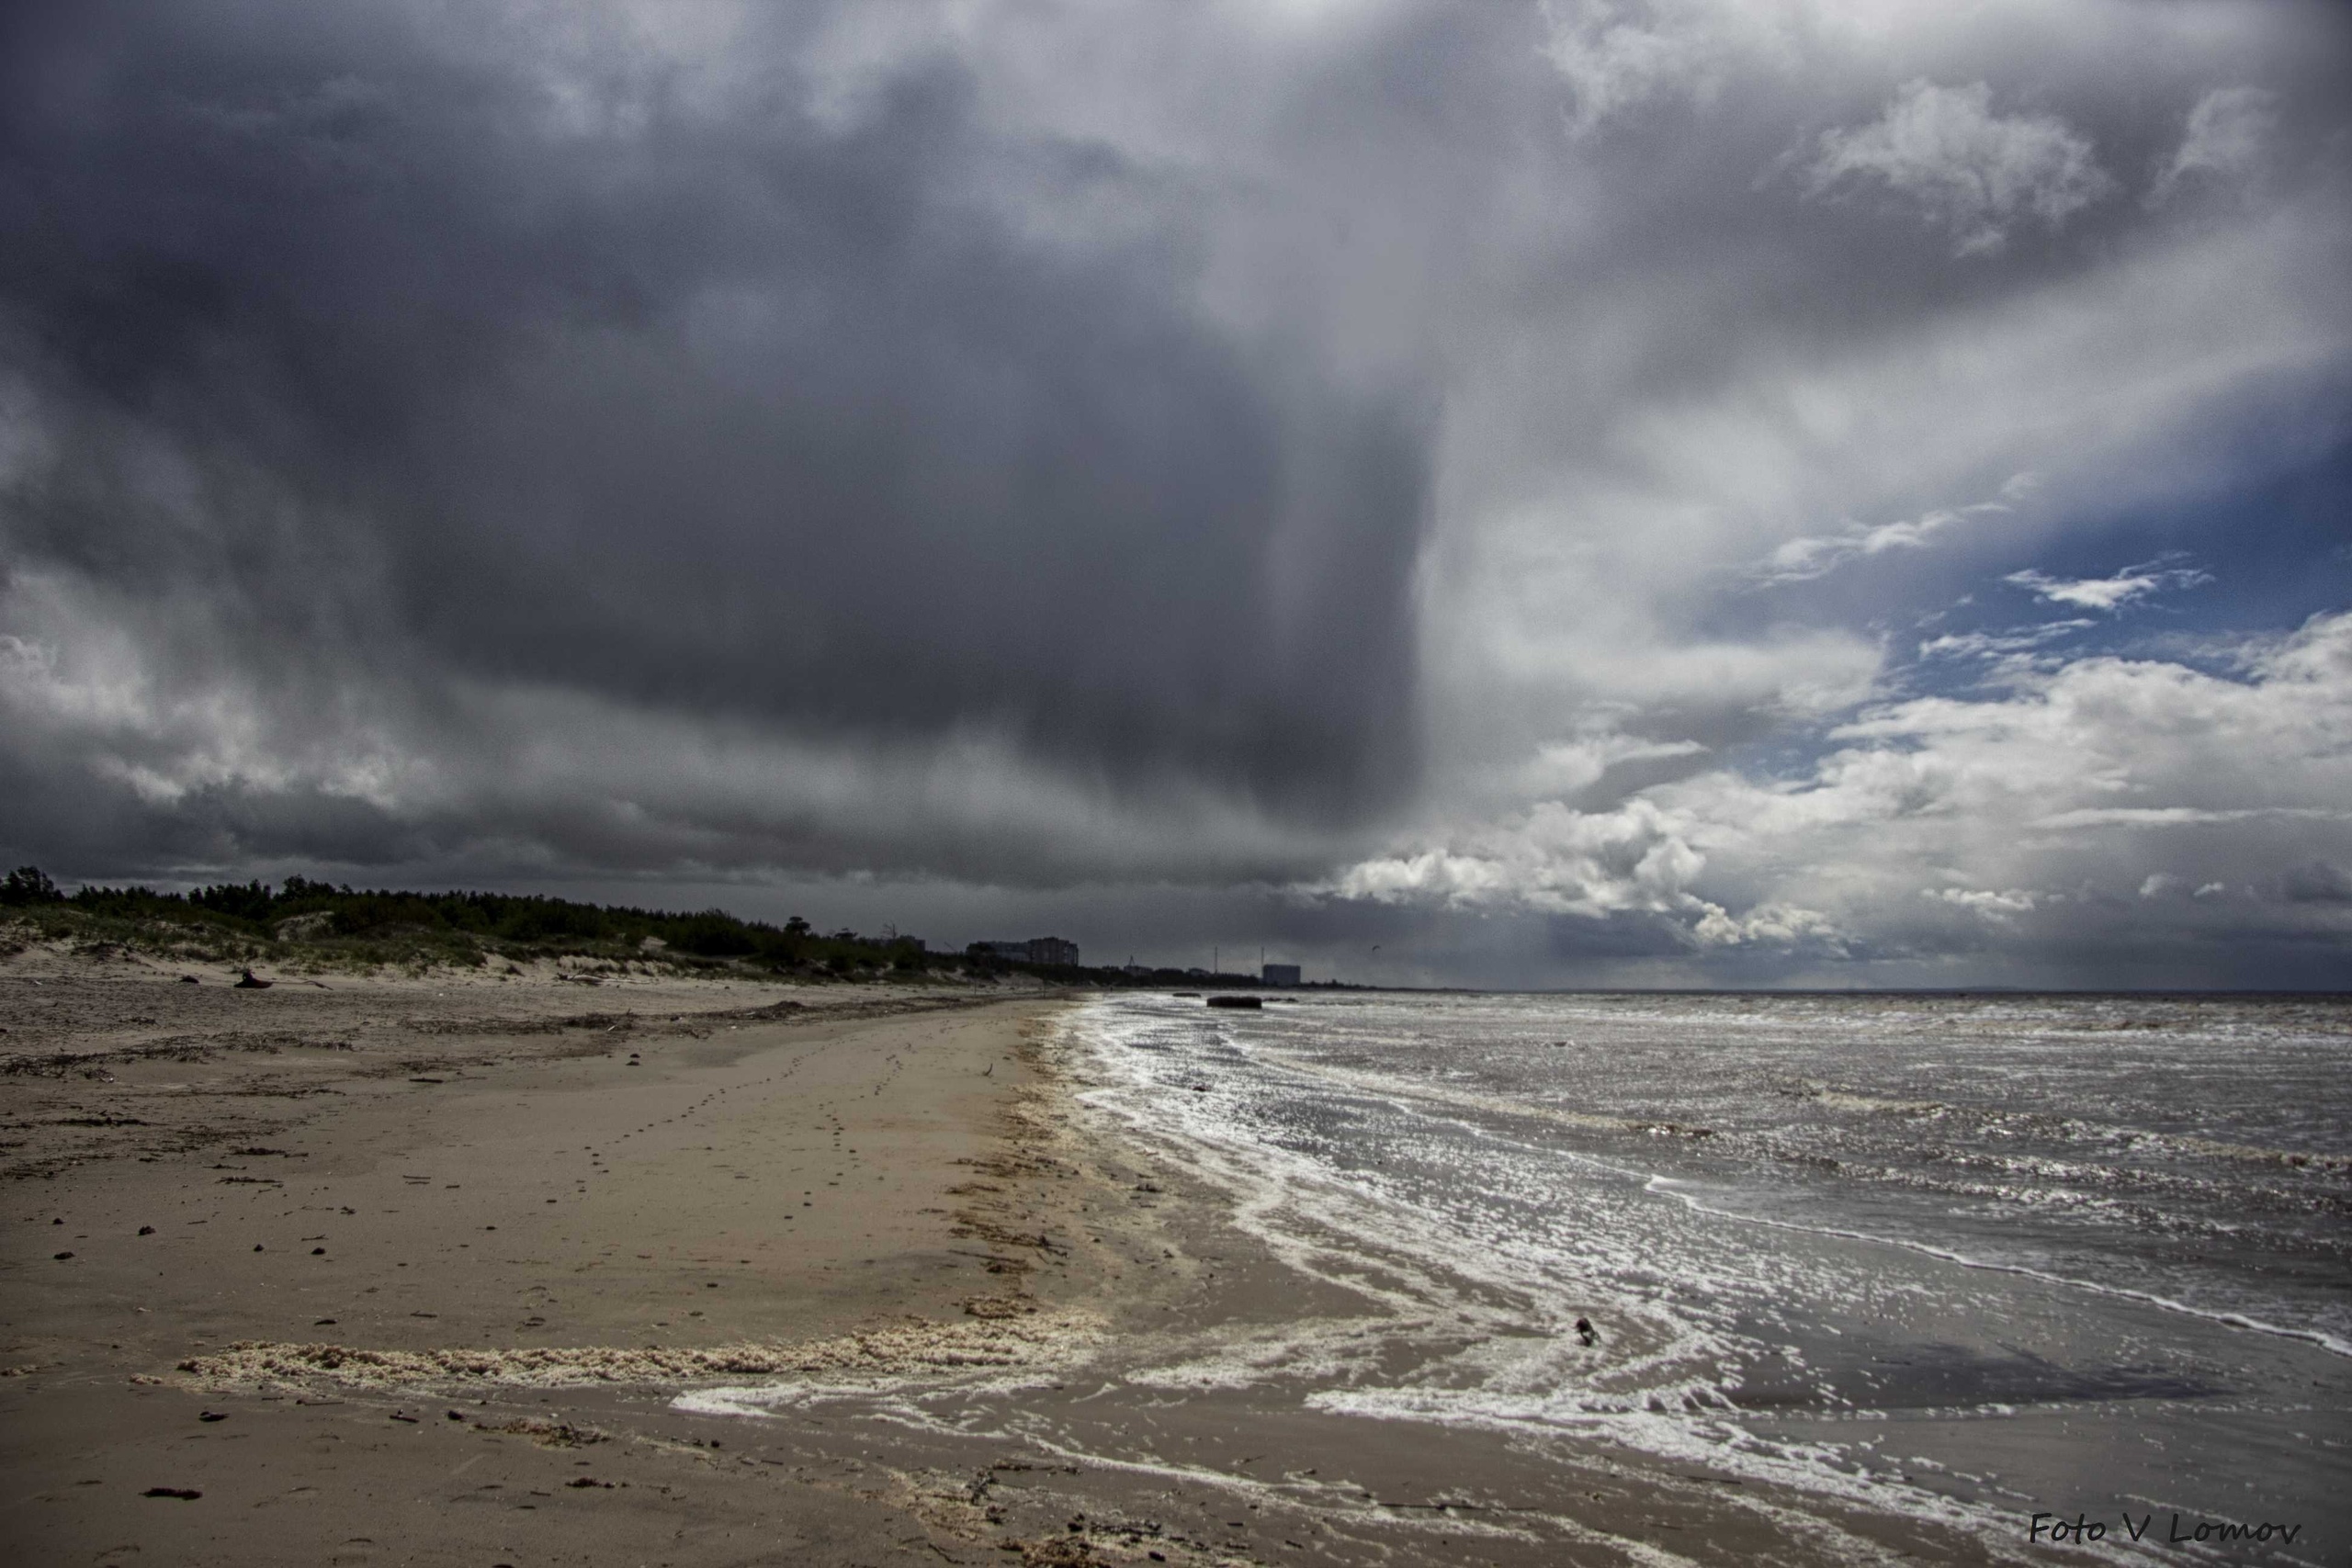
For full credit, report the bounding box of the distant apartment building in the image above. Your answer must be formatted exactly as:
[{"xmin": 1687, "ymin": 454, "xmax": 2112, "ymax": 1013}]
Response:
[
  {"xmin": 1261, "ymin": 963, "xmax": 1301, "ymax": 987},
  {"xmin": 972, "ymin": 937, "xmax": 1081, "ymax": 967}
]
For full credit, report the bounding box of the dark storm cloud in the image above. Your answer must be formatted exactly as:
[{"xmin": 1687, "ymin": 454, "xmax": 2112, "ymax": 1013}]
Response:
[
  {"xmin": 0, "ymin": 0, "xmax": 1427, "ymax": 880},
  {"xmin": 6, "ymin": 0, "xmax": 2350, "ymax": 987}
]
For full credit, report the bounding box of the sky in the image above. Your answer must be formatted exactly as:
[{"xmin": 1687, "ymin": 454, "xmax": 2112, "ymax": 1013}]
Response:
[{"xmin": 3, "ymin": 0, "xmax": 2348, "ymax": 988}]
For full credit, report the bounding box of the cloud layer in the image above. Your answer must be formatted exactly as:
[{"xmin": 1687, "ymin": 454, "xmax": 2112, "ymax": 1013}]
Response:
[{"xmin": 3, "ymin": 0, "xmax": 2348, "ymax": 984}]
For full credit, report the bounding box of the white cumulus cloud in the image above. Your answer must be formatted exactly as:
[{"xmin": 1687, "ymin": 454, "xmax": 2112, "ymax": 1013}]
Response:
[
  {"xmin": 1322, "ymin": 611, "xmax": 2352, "ymax": 979},
  {"xmin": 1806, "ymin": 79, "xmax": 2116, "ymax": 254},
  {"xmin": 2004, "ymin": 560, "xmax": 2211, "ymax": 611},
  {"xmin": 1752, "ymin": 477, "xmax": 2033, "ymax": 584},
  {"xmin": 1541, "ymin": 0, "xmax": 1798, "ymax": 136},
  {"xmin": 2152, "ymin": 86, "xmax": 2278, "ymax": 204}
]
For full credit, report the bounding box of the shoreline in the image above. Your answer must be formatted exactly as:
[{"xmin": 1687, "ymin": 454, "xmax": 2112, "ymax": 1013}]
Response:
[{"xmin": 3, "ymin": 957, "xmax": 2109, "ymax": 1565}]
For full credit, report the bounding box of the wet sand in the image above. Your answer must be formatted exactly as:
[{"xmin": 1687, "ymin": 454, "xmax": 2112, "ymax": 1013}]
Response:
[{"xmin": 2, "ymin": 948, "xmax": 2077, "ymax": 1565}]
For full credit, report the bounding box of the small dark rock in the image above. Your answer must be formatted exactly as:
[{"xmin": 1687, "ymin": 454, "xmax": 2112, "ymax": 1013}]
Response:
[
  {"xmin": 143, "ymin": 1487, "xmax": 201, "ymax": 1500},
  {"xmin": 138, "ymin": 1224, "xmax": 154, "ymax": 1235},
  {"xmin": 53, "ymin": 1250, "xmax": 74, "ymax": 1260},
  {"xmin": 198, "ymin": 1411, "xmax": 226, "ymax": 1423}
]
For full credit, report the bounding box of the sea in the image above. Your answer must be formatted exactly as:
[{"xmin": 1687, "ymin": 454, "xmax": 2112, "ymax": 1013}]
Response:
[{"xmin": 1070, "ymin": 990, "xmax": 2351, "ymax": 1560}]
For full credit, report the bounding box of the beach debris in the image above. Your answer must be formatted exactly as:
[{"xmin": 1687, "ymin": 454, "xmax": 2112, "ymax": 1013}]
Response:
[
  {"xmin": 1205, "ymin": 995, "xmax": 1261, "ymax": 1010},
  {"xmin": 477, "ymin": 1416, "xmax": 605, "ymax": 1447},
  {"xmin": 139, "ymin": 1225, "xmax": 154, "ymax": 1235},
  {"xmin": 176, "ymin": 1309, "xmax": 1102, "ymax": 1392},
  {"xmin": 53, "ymin": 1251, "xmax": 74, "ymax": 1260},
  {"xmin": 1576, "ymin": 1316, "xmax": 1600, "ymax": 1347},
  {"xmin": 180, "ymin": 975, "xmax": 200, "ymax": 984},
  {"xmin": 233, "ymin": 969, "xmax": 273, "ymax": 989},
  {"xmin": 142, "ymin": 1487, "xmax": 201, "ymax": 1500},
  {"xmin": 198, "ymin": 1411, "xmax": 227, "ymax": 1422}
]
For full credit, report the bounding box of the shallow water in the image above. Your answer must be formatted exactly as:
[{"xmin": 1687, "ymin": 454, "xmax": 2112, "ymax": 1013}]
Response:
[{"xmin": 1071, "ymin": 990, "xmax": 2352, "ymax": 1561}]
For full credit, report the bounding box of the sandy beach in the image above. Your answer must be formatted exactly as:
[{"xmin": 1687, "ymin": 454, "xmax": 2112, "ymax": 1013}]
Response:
[
  {"xmin": 2, "ymin": 946, "xmax": 2081, "ymax": 1567},
  {"xmin": 0, "ymin": 945, "xmax": 1101, "ymax": 1564}
]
